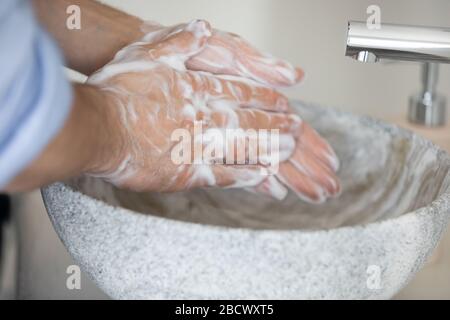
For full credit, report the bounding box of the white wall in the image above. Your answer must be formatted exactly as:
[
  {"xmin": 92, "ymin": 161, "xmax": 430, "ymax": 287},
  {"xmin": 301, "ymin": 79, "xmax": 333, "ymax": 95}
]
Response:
[{"xmin": 100, "ymin": 0, "xmax": 450, "ymax": 119}]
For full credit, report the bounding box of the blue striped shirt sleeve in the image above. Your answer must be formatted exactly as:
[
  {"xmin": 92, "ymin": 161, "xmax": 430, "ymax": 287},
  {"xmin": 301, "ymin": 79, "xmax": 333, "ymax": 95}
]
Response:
[{"xmin": 0, "ymin": 0, "xmax": 72, "ymax": 188}]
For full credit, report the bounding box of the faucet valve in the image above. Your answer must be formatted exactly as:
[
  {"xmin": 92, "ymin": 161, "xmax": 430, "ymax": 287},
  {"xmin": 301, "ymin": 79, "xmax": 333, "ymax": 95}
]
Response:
[
  {"xmin": 409, "ymin": 63, "xmax": 447, "ymax": 127},
  {"xmin": 346, "ymin": 21, "xmax": 450, "ymax": 127}
]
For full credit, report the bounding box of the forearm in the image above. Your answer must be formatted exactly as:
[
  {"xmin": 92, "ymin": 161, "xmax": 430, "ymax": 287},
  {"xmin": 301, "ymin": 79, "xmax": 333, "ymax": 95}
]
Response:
[
  {"xmin": 4, "ymin": 84, "xmax": 121, "ymax": 192},
  {"xmin": 32, "ymin": 0, "xmax": 144, "ymax": 75}
]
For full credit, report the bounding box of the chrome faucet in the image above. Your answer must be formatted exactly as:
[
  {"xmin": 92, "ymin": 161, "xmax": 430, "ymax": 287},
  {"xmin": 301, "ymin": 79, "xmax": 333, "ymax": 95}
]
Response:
[{"xmin": 345, "ymin": 21, "xmax": 450, "ymax": 127}]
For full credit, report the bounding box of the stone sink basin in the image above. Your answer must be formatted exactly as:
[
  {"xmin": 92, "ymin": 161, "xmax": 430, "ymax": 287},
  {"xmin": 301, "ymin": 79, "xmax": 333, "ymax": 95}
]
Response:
[{"xmin": 41, "ymin": 101, "xmax": 450, "ymax": 299}]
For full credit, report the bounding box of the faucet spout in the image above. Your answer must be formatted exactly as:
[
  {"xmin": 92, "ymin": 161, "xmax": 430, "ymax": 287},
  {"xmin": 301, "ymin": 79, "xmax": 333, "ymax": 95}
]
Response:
[{"xmin": 345, "ymin": 21, "xmax": 450, "ymax": 64}]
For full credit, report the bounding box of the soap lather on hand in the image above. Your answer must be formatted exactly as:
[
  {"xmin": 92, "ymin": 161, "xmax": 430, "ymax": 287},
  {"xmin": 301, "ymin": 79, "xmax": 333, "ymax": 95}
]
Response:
[{"xmin": 88, "ymin": 20, "xmax": 340, "ymax": 203}]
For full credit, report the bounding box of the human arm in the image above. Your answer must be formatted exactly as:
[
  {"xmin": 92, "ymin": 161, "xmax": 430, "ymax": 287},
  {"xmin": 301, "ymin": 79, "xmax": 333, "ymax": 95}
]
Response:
[
  {"xmin": 32, "ymin": 0, "xmax": 303, "ymax": 87},
  {"xmin": 5, "ymin": 21, "xmax": 306, "ymax": 194},
  {"xmin": 32, "ymin": 0, "xmax": 144, "ymax": 75},
  {"xmin": 4, "ymin": 84, "xmax": 122, "ymax": 192},
  {"xmin": 81, "ymin": 20, "xmax": 340, "ymax": 201},
  {"xmin": 3, "ymin": 2, "xmax": 339, "ymax": 201}
]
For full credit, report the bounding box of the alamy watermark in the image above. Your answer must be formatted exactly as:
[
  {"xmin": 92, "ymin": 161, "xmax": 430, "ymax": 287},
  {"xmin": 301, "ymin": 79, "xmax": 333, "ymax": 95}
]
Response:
[
  {"xmin": 66, "ymin": 5, "xmax": 81, "ymax": 30},
  {"xmin": 171, "ymin": 121, "xmax": 281, "ymax": 174},
  {"xmin": 66, "ymin": 265, "xmax": 81, "ymax": 290},
  {"xmin": 366, "ymin": 5, "xmax": 381, "ymax": 30}
]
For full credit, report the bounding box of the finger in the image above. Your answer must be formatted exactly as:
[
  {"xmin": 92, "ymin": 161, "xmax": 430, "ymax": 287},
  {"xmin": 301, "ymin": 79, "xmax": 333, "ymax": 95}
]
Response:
[
  {"xmin": 186, "ymin": 43, "xmax": 239, "ymax": 76},
  {"xmin": 209, "ymin": 107, "xmax": 302, "ymax": 136},
  {"xmin": 217, "ymin": 77, "xmax": 291, "ymax": 112},
  {"xmin": 277, "ymin": 162, "xmax": 329, "ymax": 203},
  {"xmin": 140, "ymin": 21, "xmax": 176, "ymax": 43},
  {"xmin": 186, "ymin": 31, "xmax": 304, "ymax": 87},
  {"xmin": 299, "ymin": 123, "xmax": 340, "ymax": 172},
  {"xmin": 187, "ymin": 73, "xmax": 290, "ymax": 112},
  {"xmin": 147, "ymin": 19, "xmax": 212, "ymax": 65},
  {"xmin": 204, "ymin": 109, "xmax": 300, "ymax": 166},
  {"xmin": 185, "ymin": 164, "xmax": 268, "ymax": 189},
  {"xmin": 186, "ymin": 31, "xmax": 252, "ymax": 76},
  {"xmin": 289, "ymin": 145, "xmax": 341, "ymax": 196},
  {"xmin": 198, "ymin": 127, "xmax": 295, "ymax": 168},
  {"xmin": 240, "ymin": 55, "xmax": 304, "ymax": 88},
  {"xmin": 248, "ymin": 175, "xmax": 289, "ymax": 200},
  {"xmin": 214, "ymin": 165, "xmax": 269, "ymax": 188}
]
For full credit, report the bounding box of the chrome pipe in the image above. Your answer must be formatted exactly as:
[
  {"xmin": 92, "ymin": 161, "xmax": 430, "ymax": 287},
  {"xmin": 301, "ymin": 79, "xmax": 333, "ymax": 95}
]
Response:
[{"xmin": 345, "ymin": 21, "xmax": 450, "ymax": 64}]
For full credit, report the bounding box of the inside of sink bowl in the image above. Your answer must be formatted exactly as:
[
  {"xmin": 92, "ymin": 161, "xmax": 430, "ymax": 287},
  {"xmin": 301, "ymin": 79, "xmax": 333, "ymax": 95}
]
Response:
[{"xmin": 70, "ymin": 104, "xmax": 450, "ymax": 231}]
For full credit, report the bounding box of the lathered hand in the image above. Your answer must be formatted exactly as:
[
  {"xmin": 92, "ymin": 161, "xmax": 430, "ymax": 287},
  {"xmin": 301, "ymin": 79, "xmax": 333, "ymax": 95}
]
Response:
[
  {"xmin": 88, "ymin": 20, "xmax": 340, "ymax": 202},
  {"xmin": 87, "ymin": 20, "xmax": 300, "ymax": 192},
  {"xmin": 142, "ymin": 21, "xmax": 304, "ymax": 88}
]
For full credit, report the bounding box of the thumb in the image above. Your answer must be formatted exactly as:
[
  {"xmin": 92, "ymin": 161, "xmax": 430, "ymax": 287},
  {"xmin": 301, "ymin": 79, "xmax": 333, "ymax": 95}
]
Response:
[{"xmin": 146, "ymin": 20, "xmax": 212, "ymax": 68}]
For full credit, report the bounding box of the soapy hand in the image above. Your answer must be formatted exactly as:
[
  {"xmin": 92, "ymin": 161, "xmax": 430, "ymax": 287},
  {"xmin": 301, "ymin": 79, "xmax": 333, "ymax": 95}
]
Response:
[
  {"xmin": 88, "ymin": 20, "xmax": 340, "ymax": 202},
  {"xmin": 140, "ymin": 20, "xmax": 340, "ymax": 202},
  {"xmin": 87, "ymin": 20, "xmax": 302, "ymax": 192},
  {"xmin": 142, "ymin": 21, "xmax": 304, "ymax": 88},
  {"xmin": 257, "ymin": 122, "xmax": 340, "ymax": 202}
]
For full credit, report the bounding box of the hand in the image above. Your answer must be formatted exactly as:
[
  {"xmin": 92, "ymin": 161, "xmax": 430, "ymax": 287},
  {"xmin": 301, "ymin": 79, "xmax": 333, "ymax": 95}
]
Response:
[
  {"xmin": 142, "ymin": 21, "xmax": 304, "ymax": 88},
  {"xmin": 140, "ymin": 20, "xmax": 340, "ymax": 202},
  {"xmin": 255, "ymin": 122, "xmax": 340, "ymax": 202},
  {"xmin": 89, "ymin": 20, "xmax": 340, "ymax": 202},
  {"xmin": 87, "ymin": 20, "xmax": 301, "ymax": 193}
]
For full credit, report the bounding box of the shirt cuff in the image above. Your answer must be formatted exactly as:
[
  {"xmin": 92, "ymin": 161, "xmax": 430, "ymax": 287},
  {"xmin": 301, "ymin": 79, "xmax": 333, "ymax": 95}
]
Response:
[{"xmin": 0, "ymin": 29, "xmax": 72, "ymax": 188}]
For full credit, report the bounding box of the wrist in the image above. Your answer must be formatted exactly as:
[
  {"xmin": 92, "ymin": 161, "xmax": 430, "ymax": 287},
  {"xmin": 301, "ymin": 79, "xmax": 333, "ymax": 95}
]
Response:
[
  {"xmin": 76, "ymin": 84, "xmax": 127, "ymax": 176},
  {"xmin": 3, "ymin": 83, "xmax": 126, "ymax": 192}
]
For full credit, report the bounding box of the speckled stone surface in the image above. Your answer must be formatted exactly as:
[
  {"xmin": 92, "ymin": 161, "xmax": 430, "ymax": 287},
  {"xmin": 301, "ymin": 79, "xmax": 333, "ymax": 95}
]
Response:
[{"xmin": 41, "ymin": 102, "xmax": 450, "ymax": 299}]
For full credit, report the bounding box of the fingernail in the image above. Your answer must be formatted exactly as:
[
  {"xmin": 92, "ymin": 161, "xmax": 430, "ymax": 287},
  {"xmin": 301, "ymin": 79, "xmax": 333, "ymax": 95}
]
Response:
[
  {"xmin": 320, "ymin": 145, "xmax": 340, "ymax": 172},
  {"xmin": 228, "ymin": 168, "xmax": 267, "ymax": 188},
  {"xmin": 288, "ymin": 114, "xmax": 303, "ymax": 135},
  {"xmin": 278, "ymin": 134, "xmax": 296, "ymax": 161},
  {"xmin": 186, "ymin": 19, "xmax": 212, "ymax": 37},
  {"xmin": 295, "ymin": 67, "xmax": 305, "ymax": 83},
  {"xmin": 260, "ymin": 176, "xmax": 288, "ymax": 200}
]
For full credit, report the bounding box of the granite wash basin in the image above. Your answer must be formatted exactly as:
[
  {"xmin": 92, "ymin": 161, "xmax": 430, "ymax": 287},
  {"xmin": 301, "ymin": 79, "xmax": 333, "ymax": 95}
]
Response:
[{"xmin": 41, "ymin": 101, "xmax": 450, "ymax": 299}]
